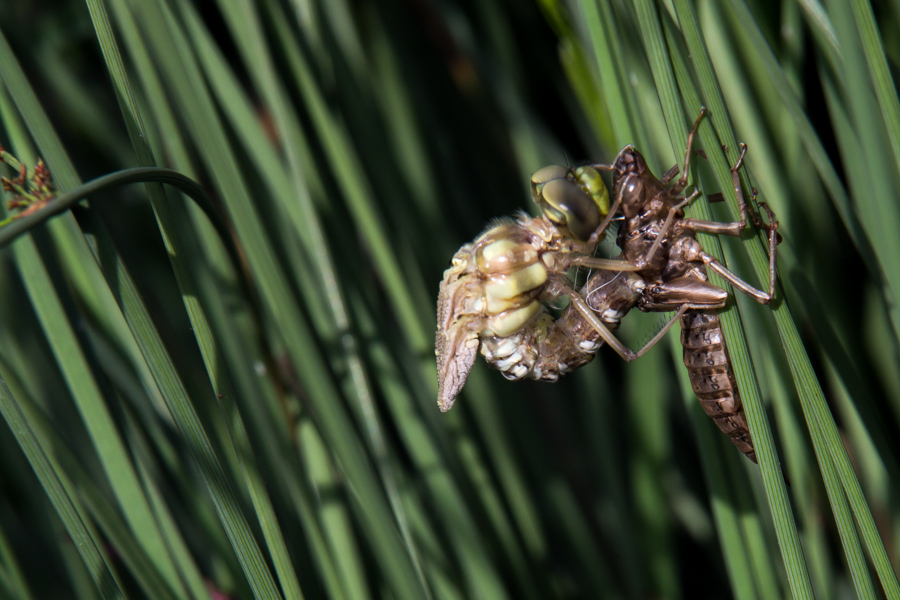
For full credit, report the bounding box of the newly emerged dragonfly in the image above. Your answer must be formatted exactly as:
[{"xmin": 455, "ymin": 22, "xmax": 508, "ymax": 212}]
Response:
[
  {"xmin": 436, "ymin": 110, "xmax": 780, "ymax": 462},
  {"xmin": 435, "ymin": 164, "xmax": 645, "ymax": 411}
]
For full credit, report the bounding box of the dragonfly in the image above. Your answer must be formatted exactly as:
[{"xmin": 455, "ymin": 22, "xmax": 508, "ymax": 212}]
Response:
[
  {"xmin": 435, "ymin": 163, "xmax": 646, "ymax": 411},
  {"xmin": 436, "ymin": 109, "xmax": 780, "ymax": 462}
]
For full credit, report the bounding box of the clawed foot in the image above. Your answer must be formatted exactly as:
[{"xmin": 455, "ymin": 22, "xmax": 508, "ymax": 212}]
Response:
[{"xmin": 749, "ymin": 201, "xmax": 782, "ymax": 245}]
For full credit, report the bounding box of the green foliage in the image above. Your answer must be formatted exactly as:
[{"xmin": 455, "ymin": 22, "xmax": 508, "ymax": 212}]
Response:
[{"xmin": 0, "ymin": 0, "xmax": 897, "ymax": 597}]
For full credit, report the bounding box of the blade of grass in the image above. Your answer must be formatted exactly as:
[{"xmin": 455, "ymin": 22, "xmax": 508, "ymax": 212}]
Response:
[
  {"xmin": 0, "ymin": 29, "xmax": 290, "ymax": 599},
  {"xmin": 0, "ymin": 514, "xmax": 32, "ymax": 600},
  {"xmin": 575, "ymin": 0, "xmax": 636, "ymax": 146},
  {"xmin": 0, "ymin": 367, "xmax": 124, "ymax": 600},
  {"xmin": 824, "ymin": 0, "xmax": 900, "ymax": 348},
  {"xmin": 269, "ymin": 12, "xmax": 433, "ymax": 353},
  {"xmin": 851, "ymin": 0, "xmax": 900, "ymax": 246},
  {"xmin": 16, "ymin": 387, "xmax": 203, "ymax": 600},
  {"xmin": 809, "ymin": 379, "xmax": 877, "ymax": 600},
  {"xmin": 721, "ymin": 0, "xmax": 897, "ymax": 341},
  {"xmin": 0, "ymin": 95, "xmax": 184, "ymax": 600},
  {"xmin": 131, "ymin": 1, "xmax": 429, "ymax": 594},
  {"xmin": 668, "ymin": 6, "xmax": 844, "ymax": 593},
  {"xmin": 720, "ymin": 3, "xmax": 900, "ymax": 596},
  {"xmin": 354, "ymin": 296, "xmax": 525, "ymax": 597},
  {"xmin": 265, "ymin": 2, "xmax": 543, "ymax": 595},
  {"xmin": 86, "ymin": 2, "xmax": 310, "ymax": 597},
  {"xmin": 206, "ymin": 1, "xmax": 422, "ymax": 592},
  {"xmin": 626, "ymin": 349, "xmax": 678, "ymax": 597}
]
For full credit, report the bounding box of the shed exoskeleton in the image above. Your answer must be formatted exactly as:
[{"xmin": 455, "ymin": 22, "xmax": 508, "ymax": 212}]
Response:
[{"xmin": 604, "ymin": 109, "xmax": 781, "ymax": 462}]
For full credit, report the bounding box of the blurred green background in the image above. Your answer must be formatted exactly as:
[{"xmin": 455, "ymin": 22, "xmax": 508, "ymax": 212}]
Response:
[{"xmin": 0, "ymin": 0, "xmax": 898, "ymax": 598}]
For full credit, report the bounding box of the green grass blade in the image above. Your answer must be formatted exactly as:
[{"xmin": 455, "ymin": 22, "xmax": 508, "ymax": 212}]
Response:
[
  {"xmin": 722, "ymin": 0, "xmax": 878, "ymax": 273},
  {"xmin": 266, "ymin": 6, "xmax": 432, "ymax": 353},
  {"xmin": 680, "ymin": 4, "xmax": 900, "ymax": 596},
  {"xmin": 85, "ymin": 3, "xmax": 308, "ymax": 597},
  {"xmin": 850, "ymin": 0, "xmax": 900, "ymax": 296},
  {"xmin": 808, "ymin": 413, "xmax": 876, "ymax": 600},
  {"xmin": 0, "ymin": 366, "xmax": 123, "ymax": 600},
  {"xmin": 134, "ymin": 2, "xmax": 427, "ymax": 595},
  {"xmin": 0, "ymin": 110, "xmax": 182, "ymax": 600},
  {"xmin": 0, "ymin": 32, "xmax": 288, "ymax": 600}
]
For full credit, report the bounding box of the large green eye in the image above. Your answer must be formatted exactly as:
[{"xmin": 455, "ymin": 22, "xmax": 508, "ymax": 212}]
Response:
[
  {"xmin": 530, "ymin": 165, "xmax": 569, "ymax": 201},
  {"xmin": 572, "ymin": 166, "xmax": 610, "ymax": 216},
  {"xmin": 529, "ymin": 165, "xmax": 610, "ymax": 242}
]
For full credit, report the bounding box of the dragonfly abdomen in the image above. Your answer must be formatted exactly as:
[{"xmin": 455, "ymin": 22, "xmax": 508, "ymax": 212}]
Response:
[{"xmin": 680, "ymin": 310, "xmax": 756, "ymax": 463}]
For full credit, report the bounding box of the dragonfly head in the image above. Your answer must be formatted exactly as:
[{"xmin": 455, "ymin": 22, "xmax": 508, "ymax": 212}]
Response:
[
  {"xmin": 612, "ymin": 146, "xmax": 651, "ymax": 218},
  {"xmin": 611, "ymin": 145, "xmax": 649, "ymax": 188},
  {"xmin": 530, "ymin": 164, "xmax": 610, "ymax": 242}
]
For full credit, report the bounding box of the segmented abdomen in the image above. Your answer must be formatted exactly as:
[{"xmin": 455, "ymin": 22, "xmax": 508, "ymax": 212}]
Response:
[
  {"xmin": 481, "ymin": 269, "xmax": 638, "ymax": 382},
  {"xmin": 680, "ymin": 310, "xmax": 756, "ymax": 463}
]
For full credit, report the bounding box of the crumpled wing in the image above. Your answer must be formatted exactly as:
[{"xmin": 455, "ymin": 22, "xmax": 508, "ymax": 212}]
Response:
[{"xmin": 435, "ymin": 247, "xmax": 481, "ymax": 411}]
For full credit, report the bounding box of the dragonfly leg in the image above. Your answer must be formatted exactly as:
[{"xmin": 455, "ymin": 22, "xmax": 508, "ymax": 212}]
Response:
[
  {"xmin": 671, "ymin": 107, "xmax": 709, "ymax": 194},
  {"xmin": 568, "ymin": 293, "xmax": 638, "ymax": 361},
  {"xmin": 587, "ymin": 183, "xmax": 624, "ymax": 245},
  {"xmin": 570, "ymin": 255, "xmax": 641, "ymax": 271},
  {"xmin": 568, "ymin": 290, "xmax": 687, "ymax": 361},
  {"xmin": 631, "ymin": 306, "xmax": 688, "ymax": 358},
  {"xmin": 638, "ymin": 276, "xmax": 727, "ymax": 312},
  {"xmin": 700, "ymin": 252, "xmax": 774, "ymax": 304},
  {"xmin": 757, "ymin": 202, "xmax": 779, "ymax": 299},
  {"xmin": 679, "ymin": 143, "xmax": 780, "ymax": 244},
  {"xmin": 545, "ymin": 274, "xmax": 640, "ymax": 362},
  {"xmin": 678, "ymin": 143, "xmax": 754, "ymax": 236},
  {"xmin": 659, "ymin": 163, "xmax": 680, "ymax": 186},
  {"xmin": 678, "ymin": 144, "xmax": 780, "ymax": 302},
  {"xmin": 630, "ymin": 190, "xmax": 701, "ymax": 270}
]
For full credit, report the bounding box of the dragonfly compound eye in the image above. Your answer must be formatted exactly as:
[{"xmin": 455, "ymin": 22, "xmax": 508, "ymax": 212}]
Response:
[
  {"xmin": 572, "ymin": 166, "xmax": 610, "ymax": 216},
  {"xmin": 530, "ymin": 165, "xmax": 610, "ymax": 242}
]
